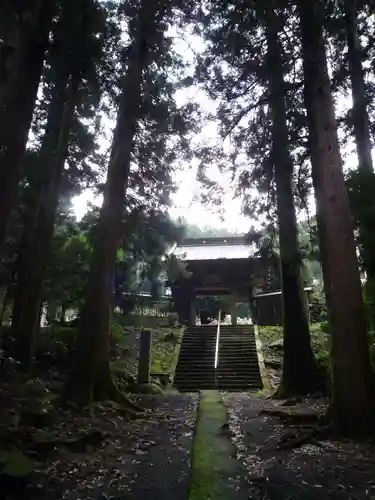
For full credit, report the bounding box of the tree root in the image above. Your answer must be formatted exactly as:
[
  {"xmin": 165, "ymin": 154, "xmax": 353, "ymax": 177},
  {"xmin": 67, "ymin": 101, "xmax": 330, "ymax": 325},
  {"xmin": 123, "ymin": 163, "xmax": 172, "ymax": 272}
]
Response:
[
  {"xmin": 276, "ymin": 424, "xmax": 334, "ymax": 450},
  {"xmin": 97, "ymin": 376, "xmax": 145, "ymax": 417},
  {"xmin": 66, "ymin": 367, "xmax": 146, "ymax": 417},
  {"xmin": 260, "ymin": 408, "xmax": 326, "ymax": 423},
  {"xmin": 274, "ymin": 367, "xmax": 328, "ymax": 400}
]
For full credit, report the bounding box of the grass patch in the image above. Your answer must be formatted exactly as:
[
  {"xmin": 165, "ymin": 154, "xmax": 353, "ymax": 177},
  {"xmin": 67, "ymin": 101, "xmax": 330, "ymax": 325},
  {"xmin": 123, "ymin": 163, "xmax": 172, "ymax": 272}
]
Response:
[
  {"xmin": 258, "ymin": 323, "xmax": 330, "ymax": 371},
  {"xmin": 189, "ymin": 391, "xmax": 239, "ymax": 500}
]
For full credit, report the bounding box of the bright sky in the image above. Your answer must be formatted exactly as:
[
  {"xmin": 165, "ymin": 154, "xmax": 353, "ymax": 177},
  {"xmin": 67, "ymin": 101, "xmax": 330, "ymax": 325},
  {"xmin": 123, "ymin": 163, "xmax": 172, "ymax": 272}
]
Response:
[
  {"xmin": 73, "ymin": 29, "xmax": 249, "ymax": 231},
  {"xmin": 72, "ymin": 23, "xmax": 368, "ymax": 233}
]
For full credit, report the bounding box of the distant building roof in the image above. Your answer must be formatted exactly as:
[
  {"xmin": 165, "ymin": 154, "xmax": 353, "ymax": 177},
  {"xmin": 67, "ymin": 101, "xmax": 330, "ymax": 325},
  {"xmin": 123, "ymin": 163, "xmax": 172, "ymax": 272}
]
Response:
[
  {"xmin": 172, "ymin": 236, "xmax": 255, "ymax": 261},
  {"xmin": 181, "ymin": 236, "xmax": 246, "ymax": 246}
]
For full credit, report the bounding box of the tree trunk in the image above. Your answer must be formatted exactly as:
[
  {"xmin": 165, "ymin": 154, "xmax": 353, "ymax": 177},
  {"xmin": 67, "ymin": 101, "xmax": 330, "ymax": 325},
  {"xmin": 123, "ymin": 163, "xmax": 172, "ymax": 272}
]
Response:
[
  {"xmin": 67, "ymin": 0, "xmax": 163, "ymax": 407},
  {"xmin": 343, "ymin": 0, "xmax": 375, "ymax": 284},
  {"xmin": 11, "ymin": 204, "xmax": 39, "ymax": 332},
  {"xmin": 0, "ymin": 0, "xmax": 54, "ymax": 256},
  {"xmin": 344, "ymin": 0, "xmax": 373, "ymax": 174},
  {"xmin": 60, "ymin": 305, "xmax": 67, "ymax": 326},
  {"xmin": 264, "ymin": 4, "xmax": 322, "ymax": 396},
  {"xmin": 13, "ymin": 76, "xmax": 78, "ymax": 369},
  {"xmin": 46, "ymin": 302, "xmax": 58, "ymax": 326},
  {"xmin": 298, "ymin": 0, "xmax": 374, "ymax": 435}
]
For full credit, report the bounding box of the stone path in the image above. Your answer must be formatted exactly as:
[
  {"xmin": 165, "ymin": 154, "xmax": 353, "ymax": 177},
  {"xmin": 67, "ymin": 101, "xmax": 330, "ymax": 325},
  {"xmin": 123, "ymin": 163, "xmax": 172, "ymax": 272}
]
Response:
[{"xmin": 188, "ymin": 391, "xmax": 249, "ymax": 500}]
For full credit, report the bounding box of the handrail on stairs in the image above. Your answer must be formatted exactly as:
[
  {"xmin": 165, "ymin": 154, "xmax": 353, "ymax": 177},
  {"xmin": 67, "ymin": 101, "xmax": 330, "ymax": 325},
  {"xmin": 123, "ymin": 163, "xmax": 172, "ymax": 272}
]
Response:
[{"xmin": 214, "ymin": 309, "xmax": 221, "ymax": 370}]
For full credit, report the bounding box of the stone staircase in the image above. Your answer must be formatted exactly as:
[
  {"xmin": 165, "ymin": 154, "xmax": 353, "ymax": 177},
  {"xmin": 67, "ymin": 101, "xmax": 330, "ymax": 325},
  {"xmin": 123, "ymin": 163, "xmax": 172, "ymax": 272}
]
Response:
[{"xmin": 174, "ymin": 325, "xmax": 262, "ymax": 392}]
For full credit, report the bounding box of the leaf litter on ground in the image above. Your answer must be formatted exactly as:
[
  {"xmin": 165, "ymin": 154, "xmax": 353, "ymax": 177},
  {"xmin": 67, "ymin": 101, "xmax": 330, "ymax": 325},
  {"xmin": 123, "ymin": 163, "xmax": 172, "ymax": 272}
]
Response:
[
  {"xmin": 23, "ymin": 394, "xmax": 199, "ymax": 500},
  {"xmin": 224, "ymin": 392, "xmax": 375, "ymax": 499}
]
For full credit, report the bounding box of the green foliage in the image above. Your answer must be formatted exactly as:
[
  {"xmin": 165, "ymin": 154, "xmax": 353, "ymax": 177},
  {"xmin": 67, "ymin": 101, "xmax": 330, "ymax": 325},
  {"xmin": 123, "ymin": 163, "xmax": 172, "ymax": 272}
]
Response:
[
  {"xmin": 44, "ymin": 214, "xmax": 92, "ymax": 311},
  {"xmin": 0, "ymin": 449, "xmax": 34, "ymax": 478},
  {"xmin": 178, "ymin": 218, "xmax": 243, "ymax": 238},
  {"xmin": 346, "ymin": 170, "xmax": 375, "ymax": 276},
  {"xmin": 346, "ymin": 170, "xmax": 375, "ymax": 327},
  {"xmin": 259, "ymin": 324, "xmax": 331, "ymax": 372},
  {"xmin": 309, "ymin": 289, "xmax": 327, "ymax": 323},
  {"xmin": 109, "ymin": 316, "xmax": 125, "ymax": 347}
]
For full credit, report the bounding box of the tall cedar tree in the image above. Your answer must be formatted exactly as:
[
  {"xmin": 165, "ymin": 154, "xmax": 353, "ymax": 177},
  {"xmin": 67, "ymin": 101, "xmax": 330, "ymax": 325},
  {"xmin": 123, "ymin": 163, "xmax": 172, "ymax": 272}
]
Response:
[
  {"xmin": 12, "ymin": 0, "xmax": 104, "ymax": 368},
  {"xmin": 343, "ymin": 0, "xmax": 373, "ymax": 173},
  {"xmin": 340, "ymin": 0, "xmax": 375, "ymax": 286},
  {"xmin": 0, "ymin": 0, "xmax": 54, "ymax": 256},
  {"xmin": 196, "ymin": 0, "xmax": 319, "ymax": 394},
  {"xmin": 67, "ymin": 0, "xmax": 180, "ymax": 406},
  {"xmin": 263, "ymin": 3, "xmax": 322, "ymax": 395},
  {"xmin": 299, "ymin": 0, "xmax": 374, "ymax": 434}
]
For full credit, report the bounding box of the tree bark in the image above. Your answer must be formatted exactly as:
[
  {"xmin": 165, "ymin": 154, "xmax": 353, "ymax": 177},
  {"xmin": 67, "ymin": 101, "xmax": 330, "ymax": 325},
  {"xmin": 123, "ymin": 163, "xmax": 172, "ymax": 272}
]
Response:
[
  {"xmin": 60, "ymin": 305, "xmax": 67, "ymax": 325},
  {"xmin": 298, "ymin": 0, "xmax": 374, "ymax": 435},
  {"xmin": 0, "ymin": 0, "xmax": 54, "ymax": 256},
  {"xmin": 343, "ymin": 0, "xmax": 375, "ymax": 285},
  {"xmin": 264, "ymin": 4, "xmax": 322, "ymax": 396},
  {"xmin": 67, "ymin": 0, "xmax": 163, "ymax": 407},
  {"xmin": 13, "ymin": 75, "xmax": 78, "ymax": 369},
  {"xmin": 11, "ymin": 207, "xmax": 38, "ymax": 333},
  {"xmin": 344, "ymin": 0, "xmax": 373, "ymax": 174}
]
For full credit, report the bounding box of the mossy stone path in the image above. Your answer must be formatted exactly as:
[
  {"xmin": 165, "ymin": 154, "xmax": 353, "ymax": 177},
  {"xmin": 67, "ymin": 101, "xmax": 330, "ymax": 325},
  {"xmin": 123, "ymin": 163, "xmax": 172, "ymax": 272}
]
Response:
[{"xmin": 188, "ymin": 390, "xmax": 249, "ymax": 500}]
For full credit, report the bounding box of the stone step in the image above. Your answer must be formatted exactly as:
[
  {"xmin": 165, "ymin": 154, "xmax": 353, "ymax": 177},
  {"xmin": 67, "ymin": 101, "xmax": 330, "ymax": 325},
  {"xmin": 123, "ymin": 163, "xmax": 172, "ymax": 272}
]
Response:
[
  {"xmin": 177, "ymin": 372, "xmax": 259, "ymax": 379},
  {"xmin": 180, "ymin": 339, "xmax": 216, "ymax": 344},
  {"xmin": 175, "ymin": 377, "xmax": 215, "ymax": 382},
  {"xmin": 175, "ymin": 364, "xmax": 216, "ymax": 370},
  {"xmin": 178, "ymin": 348, "xmax": 216, "ymax": 354},
  {"xmin": 180, "ymin": 344, "xmax": 216, "ymax": 348},
  {"xmin": 182, "ymin": 332, "xmax": 217, "ymax": 336},
  {"xmin": 219, "ymin": 350, "xmax": 258, "ymax": 355},
  {"xmin": 219, "ymin": 354, "xmax": 258, "ymax": 359},
  {"xmin": 218, "ymin": 363, "xmax": 259, "ymax": 369},
  {"xmin": 179, "ymin": 348, "xmax": 215, "ymax": 353},
  {"xmin": 220, "ymin": 346, "xmax": 256, "ymax": 350},
  {"xmin": 219, "ymin": 347, "xmax": 258, "ymax": 352},
  {"xmin": 176, "ymin": 383, "xmax": 262, "ymax": 392},
  {"xmin": 217, "ymin": 365, "xmax": 260, "ymax": 371},
  {"xmin": 219, "ymin": 342, "xmax": 256, "ymax": 346},
  {"xmin": 179, "ymin": 345, "xmax": 216, "ymax": 351},
  {"xmin": 186, "ymin": 328, "xmax": 253, "ymax": 331},
  {"xmin": 219, "ymin": 338, "xmax": 255, "ymax": 341},
  {"xmin": 175, "ymin": 366, "xmax": 215, "ymax": 372},
  {"xmin": 216, "ymin": 377, "xmax": 261, "ymax": 382},
  {"xmin": 174, "ymin": 325, "xmax": 262, "ymax": 392},
  {"xmin": 174, "ymin": 377, "xmax": 216, "ymax": 384},
  {"xmin": 219, "ymin": 337, "xmax": 256, "ymax": 341},
  {"xmin": 175, "ymin": 378, "xmax": 216, "ymax": 384},
  {"xmin": 177, "ymin": 356, "xmax": 215, "ymax": 362}
]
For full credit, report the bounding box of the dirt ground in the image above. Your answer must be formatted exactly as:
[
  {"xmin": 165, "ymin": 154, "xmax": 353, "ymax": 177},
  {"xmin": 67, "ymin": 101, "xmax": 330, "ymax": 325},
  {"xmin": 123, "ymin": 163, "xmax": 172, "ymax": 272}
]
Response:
[
  {"xmin": 225, "ymin": 393, "xmax": 375, "ymax": 499},
  {"xmin": 2, "ymin": 395, "xmax": 198, "ymax": 500},
  {"xmin": 3, "ymin": 389, "xmax": 375, "ymax": 499}
]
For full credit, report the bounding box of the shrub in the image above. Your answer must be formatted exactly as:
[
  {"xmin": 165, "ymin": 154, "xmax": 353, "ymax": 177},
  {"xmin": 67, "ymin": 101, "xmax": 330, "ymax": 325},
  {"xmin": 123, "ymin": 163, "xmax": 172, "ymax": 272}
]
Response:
[{"xmin": 109, "ymin": 316, "xmax": 125, "ymax": 347}]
